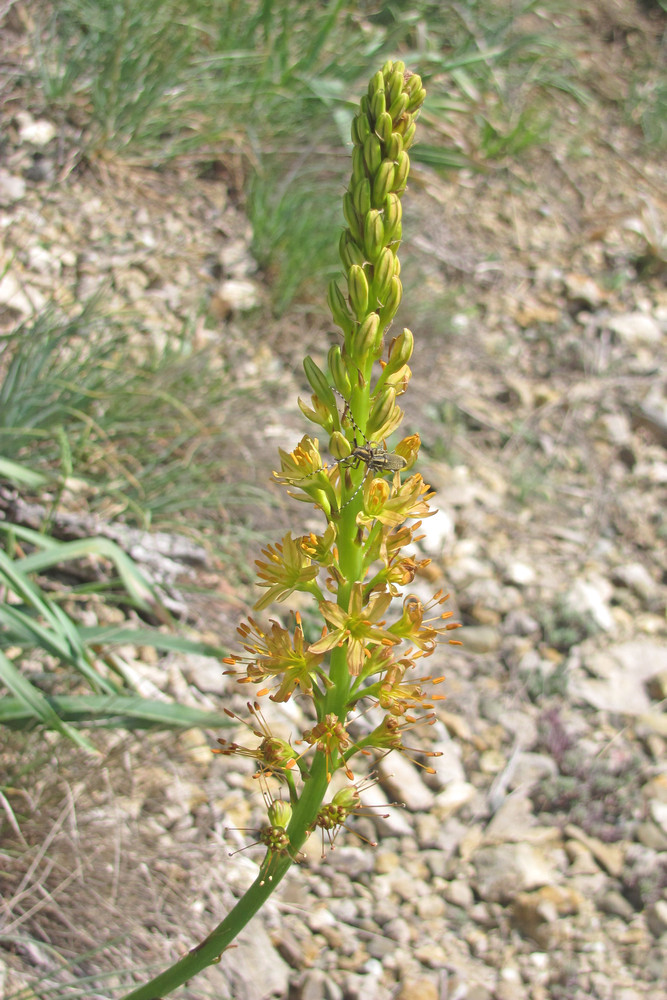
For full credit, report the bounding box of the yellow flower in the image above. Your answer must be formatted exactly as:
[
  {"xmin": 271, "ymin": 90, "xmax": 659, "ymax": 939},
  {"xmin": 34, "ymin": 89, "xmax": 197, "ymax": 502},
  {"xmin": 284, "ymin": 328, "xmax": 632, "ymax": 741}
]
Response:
[
  {"xmin": 378, "ymin": 660, "xmax": 446, "ymax": 716},
  {"xmin": 273, "ymin": 434, "xmax": 323, "ymax": 483},
  {"xmin": 224, "ymin": 613, "xmax": 326, "ymax": 702},
  {"xmin": 360, "ymin": 712, "xmax": 444, "ymax": 773},
  {"xmin": 387, "ymin": 591, "xmax": 461, "ymax": 655},
  {"xmin": 299, "ymin": 524, "xmax": 337, "ymax": 567},
  {"xmin": 309, "ymin": 583, "xmax": 399, "ymax": 675},
  {"xmin": 357, "ymin": 473, "xmax": 435, "ymax": 527},
  {"xmin": 254, "ymin": 532, "xmax": 321, "ymax": 611},
  {"xmin": 272, "ymin": 435, "xmax": 338, "ymax": 513}
]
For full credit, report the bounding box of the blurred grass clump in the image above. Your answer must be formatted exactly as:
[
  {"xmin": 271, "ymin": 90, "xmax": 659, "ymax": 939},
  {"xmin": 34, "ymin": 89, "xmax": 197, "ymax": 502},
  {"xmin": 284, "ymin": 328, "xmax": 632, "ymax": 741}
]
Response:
[
  {"xmin": 0, "ymin": 306, "xmax": 265, "ymax": 537},
  {"xmin": 25, "ymin": 0, "xmax": 616, "ymax": 311}
]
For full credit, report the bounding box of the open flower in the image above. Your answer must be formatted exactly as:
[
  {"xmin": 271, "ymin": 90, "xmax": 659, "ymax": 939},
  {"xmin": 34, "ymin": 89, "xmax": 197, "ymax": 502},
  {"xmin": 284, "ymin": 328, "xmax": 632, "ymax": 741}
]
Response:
[
  {"xmin": 309, "ymin": 583, "xmax": 399, "ymax": 675},
  {"xmin": 387, "ymin": 591, "xmax": 462, "ymax": 655},
  {"xmin": 299, "ymin": 524, "xmax": 337, "ymax": 567},
  {"xmin": 254, "ymin": 532, "xmax": 322, "ymax": 611},
  {"xmin": 360, "ymin": 712, "xmax": 444, "ymax": 773},
  {"xmin": 224, "ymin": 613, "xmax": 327, "ymax": 702},
  {"xmin": 377, "ymin": 659, "xmax": 446, "ymax": 716},
  {"xmin": 357, "ymin": 473, "xmax": 435, "ymax": 527},
  {"xmin": 273, "ymin": 434, "xmax": 323, "ymax": 483},
  {"xmin": 273, "ymin": 435, "xmax": 338, "ymax": 513}
]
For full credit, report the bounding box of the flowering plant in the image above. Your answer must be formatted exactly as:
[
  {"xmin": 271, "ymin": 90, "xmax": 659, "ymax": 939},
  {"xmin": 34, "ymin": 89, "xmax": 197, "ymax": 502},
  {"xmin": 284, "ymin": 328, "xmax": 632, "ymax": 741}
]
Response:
[{"xmin": 121, "ymin": 60, "xmax": 460, "ymax": 1000}]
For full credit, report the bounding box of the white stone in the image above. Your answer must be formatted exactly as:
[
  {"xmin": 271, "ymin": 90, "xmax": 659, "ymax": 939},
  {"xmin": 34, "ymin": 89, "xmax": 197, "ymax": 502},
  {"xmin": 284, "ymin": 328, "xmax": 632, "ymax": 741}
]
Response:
[
  {"xmin": 571, "ymin": 641, "xmax": 667, "ymax": 715},
  {"xmin": 565, "ymin": 576, "xmax": 614, "ymax": 631},
  {"xmin": 16, "ymin": 111, "xmax": 57, "ymax": 146},
  {"xmin": 360, "ymin": 780, "xmax": 413, "ymax": 837},
  {"xmin": 649, "ymin": 799, "xmax": 667, "ymax": 836},
  {"xmin": 217, "ymin": 278, "xmax": 261, "ymax": 312},
  {"xmin": 417, "ymin": 508, "xmax": 455, "ymax": 556},
  {"xmin": 423, "ymin": 736, "xmax": 467, "ymax": 790},
  {"xmin": 27, "ymin": 244, "xmax": 60, "ymax": 275},
  {"xmin": 0, "ymin": 271, "xmax": 46, "ymax": 315},
  {"xmin": 608, "ymin": 312, "xmax": 662, "ymax": 345},
  {"xmin": 434, "ymin": 780, "xmax": 477, "ymax": 814},
  {"xmin": 377, "ymin": 753, "xmax": 435, "ymax": 812},
  {"xmin": 505, "ymin": 560, "xmax": 536, "ymax": 586},
  {"xmin": 613, "ymin": 561, "xmax": 658, "ymax": 602},
  {"xmin": 0, "ymin": 169, "xmax": 26, "ymax": 204}
]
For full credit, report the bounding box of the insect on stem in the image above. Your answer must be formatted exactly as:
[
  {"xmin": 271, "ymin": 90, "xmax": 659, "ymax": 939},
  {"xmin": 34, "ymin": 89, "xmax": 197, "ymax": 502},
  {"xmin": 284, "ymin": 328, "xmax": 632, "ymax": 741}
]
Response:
[{"xmin": 329, "ymin": 387, "xmax": 407, "ymax": 511}]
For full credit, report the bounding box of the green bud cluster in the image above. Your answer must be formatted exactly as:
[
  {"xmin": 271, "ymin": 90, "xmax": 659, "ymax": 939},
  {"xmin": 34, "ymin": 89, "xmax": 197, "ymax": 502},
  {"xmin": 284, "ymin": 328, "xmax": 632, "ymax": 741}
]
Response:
[{"xmin": 302, "ymin": 61, "xmax": 425, "ymax": 465}]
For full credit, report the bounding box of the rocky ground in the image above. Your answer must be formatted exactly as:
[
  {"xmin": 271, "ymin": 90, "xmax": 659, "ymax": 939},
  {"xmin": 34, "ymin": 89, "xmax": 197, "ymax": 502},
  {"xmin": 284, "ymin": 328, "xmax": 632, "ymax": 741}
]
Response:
[{"xmin": 1, "ymin": 2, "xmax": 667, "ymax": 999}]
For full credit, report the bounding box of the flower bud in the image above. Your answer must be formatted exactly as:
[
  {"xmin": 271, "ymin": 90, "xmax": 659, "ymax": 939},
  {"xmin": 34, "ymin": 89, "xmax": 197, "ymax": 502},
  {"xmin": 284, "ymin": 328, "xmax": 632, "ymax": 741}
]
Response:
[
  {"xmin": 401, "ymin": 120, "xmax": 416, "ymax": 150},
  {"xmin": 372, "ymin": 159, "xmax": 395, "ymax": 207},
  {"xmin": 363, "ymin": 210, "xmax": 385, "ymax": 262},
  {"xmin": 339, "ymin": 228, "xmax": 365, "ymax": 270},
  {"xmin": 348, "ymin": 264, "xmax": 369, "ymax": 321},
  {"xmin": 395, "ymin": 113, "xmax": 413, "ymax": 136},
  {"xmin": 386, "ymin": 68, "xmax": 405, "ymax": 109},
  {"xmin": 328, "ymin": 344, "xmax": 352, "ymax": 397},
  {"xmin": 393, "ymin": 150, "xmax": 410, "ymax": 192},
  {"xmin": 298, "ymin": 393, "xmax": 331, "ymax": 429},
  {"xmin": 404, "ymin": 72, "xmax": 423, "ymax": 98},
  {"xmin": 353, "ymin": 311, "xmax": 381, "ymax": 357},
  {"xmin": 367, "ymin": 70, "xmax": 384, "ymax": 98},
  {"xmin": 366, "ymin": 387, "xmax": 396, "ymax": 439},
  {"xmin": 304, "ymin": 355, "xmax": 336, "ymax": 412},
  {"xmin": 378, "ymin": 275, "xmax": 402, "ymax": 328},
  {"xmin": 388, "ymin": 327, "xmax": 414, "ymax": 369},
  {"xmin": 407, "ymin": 86, "xmax": 427, "ymax": 113},
  {"xmin": 370, "ymin": 87, "xmax": 386, "ymax": 124},
  {"xmin": 268, "ymin": 800, "xmax": 292, "ymax": 830},
  {"xmin": 383, "ymin": 193, "xmax": 402, "ymax": 244},
  {"xmin": 388, "ymin": 90, "xmax": 409, "ymax": 122},
  {"xmin": 363, "ymin": 133, "xmax": 382, "ymax": 175},
  {"xmin": 371, "ymin": 247, "xmax": 394, "ymax": 304},
  {"xmin": 328, "ymin": 279, "xmax": 354, "ymax": 335},
  {"xmin": 395, "ymin": 432, "xmax": 421, "ymax": 469},
  {"xmin": 351, "ymin": 148, "xmax": 366, "ymax": 186},
  {"xmin": 343, "ymin": 191, "xmax": 363, "ymax": 244},
  {"xmin": 329, "ymin": 430, "xmax": 351, "ymax": 461},
  {"xmin": 353, "ymin": 176, "xmax": 371, "ymax": 218},
  {"xmin": 375, "ymin": 110, "xmax": 393, "ymax": 146},
  {"xmin": 352, "ymin": 111, "xmax": 371, "ymax": 146},
  {"xmin": 386, "ymin": 132, "xmax": 403, "ymax": 161}
]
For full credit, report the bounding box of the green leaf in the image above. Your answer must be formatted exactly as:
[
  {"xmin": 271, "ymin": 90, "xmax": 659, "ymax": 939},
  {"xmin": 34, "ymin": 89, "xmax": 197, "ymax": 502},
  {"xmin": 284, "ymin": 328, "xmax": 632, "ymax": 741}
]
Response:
[
  {"xmin": 0, "ymin": 650, "xmax": 97, "ymax": 751},
  {"xmin": 0, "ymin": 457, "xmax": 49, "ymax": 488},
  {"xmin": 0, "ymin": 693, "xmax": 233, "ymax": 730}
]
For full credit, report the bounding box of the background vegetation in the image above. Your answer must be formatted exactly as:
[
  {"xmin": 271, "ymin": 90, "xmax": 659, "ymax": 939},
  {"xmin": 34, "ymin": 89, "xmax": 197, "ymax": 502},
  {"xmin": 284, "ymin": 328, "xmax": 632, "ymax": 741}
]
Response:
[{"xmin": 0, "ymin": 1, "xmax": 665, "ymax": 994}]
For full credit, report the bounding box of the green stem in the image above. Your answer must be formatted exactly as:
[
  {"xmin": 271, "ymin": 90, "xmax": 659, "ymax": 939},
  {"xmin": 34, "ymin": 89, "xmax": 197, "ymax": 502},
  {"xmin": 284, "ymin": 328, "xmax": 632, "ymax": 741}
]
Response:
[{"xmin": 119, "ymin": 754, "xmax": 330, "ymax": 1000}]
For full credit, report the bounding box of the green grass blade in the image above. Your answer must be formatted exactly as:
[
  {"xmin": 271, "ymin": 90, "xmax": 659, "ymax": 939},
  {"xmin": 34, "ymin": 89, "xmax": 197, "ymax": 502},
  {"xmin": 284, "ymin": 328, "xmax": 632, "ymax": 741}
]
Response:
[
  {"xmin": 0, "ymin": 457, "xmax": 49, "ymax": 488},
  {"xmin": 0, "ymin": 693, "xmax": 232, "ymax": 730},
  {"xmin": 0, "ymin": 650, "xmax": 97, "ymax": 751},
  {"xmin": 76, "ymin": 625, "xmax": 226, "ymax": 658},
  {"xmin": 17, "ymin": 537, "xmax": 160, "ymax": 614}
]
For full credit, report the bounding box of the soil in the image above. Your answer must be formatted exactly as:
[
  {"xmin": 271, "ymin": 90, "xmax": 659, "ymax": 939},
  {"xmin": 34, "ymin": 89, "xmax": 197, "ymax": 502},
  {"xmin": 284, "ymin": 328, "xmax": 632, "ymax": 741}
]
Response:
[{"xmin": 1, "ymin": 3, "xmax": 666, "ymax": 1000}]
